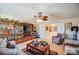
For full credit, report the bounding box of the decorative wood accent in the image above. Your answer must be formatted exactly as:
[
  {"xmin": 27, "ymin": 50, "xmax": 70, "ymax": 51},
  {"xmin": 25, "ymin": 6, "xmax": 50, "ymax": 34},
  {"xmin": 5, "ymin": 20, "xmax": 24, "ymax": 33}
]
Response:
[{"xmin": 15, "ymin": 36, "xmax": 35, "ymax": 44}]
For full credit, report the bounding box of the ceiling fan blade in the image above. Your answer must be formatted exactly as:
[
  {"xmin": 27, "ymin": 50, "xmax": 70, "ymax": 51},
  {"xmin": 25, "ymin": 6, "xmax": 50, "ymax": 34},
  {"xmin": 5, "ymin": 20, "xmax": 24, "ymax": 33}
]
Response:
[{"xmin": 41, "ymin": 16, "xmax": 48, "ymax": 21}]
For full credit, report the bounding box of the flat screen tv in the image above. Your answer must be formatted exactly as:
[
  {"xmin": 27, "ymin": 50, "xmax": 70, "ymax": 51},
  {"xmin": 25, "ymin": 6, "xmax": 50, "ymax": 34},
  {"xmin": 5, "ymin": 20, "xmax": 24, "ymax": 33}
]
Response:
[{"xmin": 71, "ymin": 26, "xmax": 78, "ymax": 32}]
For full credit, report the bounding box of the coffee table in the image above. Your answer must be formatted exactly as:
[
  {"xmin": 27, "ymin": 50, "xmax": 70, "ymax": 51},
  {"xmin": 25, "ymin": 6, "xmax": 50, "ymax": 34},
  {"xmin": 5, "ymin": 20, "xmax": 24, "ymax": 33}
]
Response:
[{"xmin": 26, "ymin": 41, "xmax": 58, "ymax": 55}]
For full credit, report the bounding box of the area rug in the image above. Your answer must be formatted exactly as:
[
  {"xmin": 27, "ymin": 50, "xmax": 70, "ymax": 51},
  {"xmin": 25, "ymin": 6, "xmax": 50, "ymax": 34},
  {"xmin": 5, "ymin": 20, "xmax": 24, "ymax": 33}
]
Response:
[{"xmin": 22, "ymin": 48, "xmax": 58, "ymax": 55}]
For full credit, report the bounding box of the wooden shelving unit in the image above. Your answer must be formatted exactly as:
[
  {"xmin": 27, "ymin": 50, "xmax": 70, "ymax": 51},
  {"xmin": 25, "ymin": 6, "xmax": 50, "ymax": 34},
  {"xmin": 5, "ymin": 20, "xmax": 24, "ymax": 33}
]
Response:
[{"xmin": 0, "ymin": 18, "xmax": 35, "ymax": 43}]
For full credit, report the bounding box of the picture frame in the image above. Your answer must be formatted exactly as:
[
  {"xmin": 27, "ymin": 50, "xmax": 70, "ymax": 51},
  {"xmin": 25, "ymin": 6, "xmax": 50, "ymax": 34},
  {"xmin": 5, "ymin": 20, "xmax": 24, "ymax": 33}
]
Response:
[
  {"xmin": 65, "ymin": 22, "xmax": 72, "ymax": 29},
  {"xmin": 49, "ymin": 26, "xmax": 52, "ymax": 32},
  {"xmin": 45, "ymin": 26, "xmax": 48, "ymax": 31},
  {"xmin": 48, "ymin": 25, "xmax": 57, "ymax": 32}
]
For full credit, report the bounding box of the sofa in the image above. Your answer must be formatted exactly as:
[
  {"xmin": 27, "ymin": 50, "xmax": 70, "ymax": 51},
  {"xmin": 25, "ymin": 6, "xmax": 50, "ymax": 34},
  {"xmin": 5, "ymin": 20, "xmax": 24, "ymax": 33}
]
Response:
[
  {"xmin": 0, "ymin": 37, "xmax": 26, "ymax": 55},
  {"xmin": 64, "ymin": 39, "xmax": 79, "ymax": 55},
  {"xmin": 52, "ymin": 33, "xmax": 64, "ymax": 45}
]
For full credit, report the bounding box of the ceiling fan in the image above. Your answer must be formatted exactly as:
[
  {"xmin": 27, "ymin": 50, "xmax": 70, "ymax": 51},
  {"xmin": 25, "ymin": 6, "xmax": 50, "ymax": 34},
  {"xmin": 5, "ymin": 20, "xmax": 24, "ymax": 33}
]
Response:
[{"xmin": 33, "ymin": 12, "xmax": 48, "ymax": 21}]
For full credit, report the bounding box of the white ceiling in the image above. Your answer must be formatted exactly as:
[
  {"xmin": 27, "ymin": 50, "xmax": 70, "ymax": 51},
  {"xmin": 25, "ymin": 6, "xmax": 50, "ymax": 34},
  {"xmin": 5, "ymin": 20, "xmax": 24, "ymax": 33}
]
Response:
[{"xmin": 0, "ymin": 3, "xmax": 79, "ymax": 21}]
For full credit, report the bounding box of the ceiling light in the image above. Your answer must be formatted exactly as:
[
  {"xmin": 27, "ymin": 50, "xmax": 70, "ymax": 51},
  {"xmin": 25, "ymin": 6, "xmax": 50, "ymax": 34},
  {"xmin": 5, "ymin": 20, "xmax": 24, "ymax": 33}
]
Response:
[{"xmin": 36, "ymin": 19, "xmax": 43, "ymax": 23}]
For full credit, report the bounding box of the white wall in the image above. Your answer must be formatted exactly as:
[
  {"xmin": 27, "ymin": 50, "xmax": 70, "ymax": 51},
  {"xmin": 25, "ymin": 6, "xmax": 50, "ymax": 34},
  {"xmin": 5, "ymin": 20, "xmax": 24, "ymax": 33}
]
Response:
[
  {"xmin": 49, "ymin": 17, "xmax": 79, "ymax": 34},
  {"xmin": 57, "ymin": 23, "xmax": 65, "ymax": 33},
  {"xmin": 64, "ymin": 17, "xmax": 79, "ymax": 37},
  {"xmin": 48, "ymin": 18, "xmax": 65, "ymax": 33},
  {"xmin": 45, "ymin": 17, "xmax": 79, "ymax": 40},
  {"xmin": 64, "ymin": 17, "xmax": 79, "ymax": 27}
]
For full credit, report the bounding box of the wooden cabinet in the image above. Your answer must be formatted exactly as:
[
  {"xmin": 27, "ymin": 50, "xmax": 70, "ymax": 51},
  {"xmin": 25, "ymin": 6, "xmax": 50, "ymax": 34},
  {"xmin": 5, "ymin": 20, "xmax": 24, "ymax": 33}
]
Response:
[
  {"xmin": 15, "ymin": 36, "xmax": 35, "ymax": 44},
  {"xmin": 29, "ymin": 24, "xmax": 33, "ymax": 32}
]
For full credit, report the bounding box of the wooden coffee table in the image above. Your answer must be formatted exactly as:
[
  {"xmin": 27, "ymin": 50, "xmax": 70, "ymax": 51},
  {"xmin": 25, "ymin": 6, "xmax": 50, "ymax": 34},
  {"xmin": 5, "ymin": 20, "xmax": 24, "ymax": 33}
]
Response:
[{"xmin": 26, "ymin": 41, "xmax": 58, "ymax": 55}]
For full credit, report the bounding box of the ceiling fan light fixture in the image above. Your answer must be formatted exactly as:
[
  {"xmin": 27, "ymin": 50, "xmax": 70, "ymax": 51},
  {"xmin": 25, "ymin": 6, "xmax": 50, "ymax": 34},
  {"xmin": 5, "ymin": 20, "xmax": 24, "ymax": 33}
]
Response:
[{"xmin": 36, "ymin": 19, "xmax": 43, "ymax": 23}]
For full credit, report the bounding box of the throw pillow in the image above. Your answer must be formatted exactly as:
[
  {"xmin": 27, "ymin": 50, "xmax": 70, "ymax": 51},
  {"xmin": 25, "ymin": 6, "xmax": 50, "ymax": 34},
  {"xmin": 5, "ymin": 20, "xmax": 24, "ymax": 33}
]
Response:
[
  {"xmin": 0, "ymin": 37, "xmax": 7, "ymax": 48},
  {"xmin": 32, "ymin": 40, "xmax": 39, "ymax": 47},
  {"xmin": 41, "ymin": 41, "xmax": 48, "ymax": 47},
  {"xmin": 7, "ymin": 40, "xmax": 16, "ymax": 49}
]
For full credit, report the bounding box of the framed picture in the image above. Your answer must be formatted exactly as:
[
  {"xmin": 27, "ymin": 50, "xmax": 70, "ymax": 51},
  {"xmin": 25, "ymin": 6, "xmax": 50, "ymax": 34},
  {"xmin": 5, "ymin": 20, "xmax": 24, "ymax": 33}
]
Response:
[
  {"xmin": 49, "ymin": 26, "xmax": 52, "ymax": 32},
  {"xmin": 65, "ymin": 22, "xmax": 72, "ymax": 29},
  {"xmin": 45, "ymin": 26, "xmax": 48, "ymax": 31},
  {"xmin": 49, "ymin": 25, "xmax": 57, "ymax": 32}
]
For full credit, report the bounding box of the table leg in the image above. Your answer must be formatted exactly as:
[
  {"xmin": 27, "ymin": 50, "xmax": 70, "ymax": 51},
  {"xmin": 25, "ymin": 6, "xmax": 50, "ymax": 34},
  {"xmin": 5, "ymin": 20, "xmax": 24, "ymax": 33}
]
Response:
[{"xmin": 26, "ymin": 45, "xmax": 28, "ymax": 51}]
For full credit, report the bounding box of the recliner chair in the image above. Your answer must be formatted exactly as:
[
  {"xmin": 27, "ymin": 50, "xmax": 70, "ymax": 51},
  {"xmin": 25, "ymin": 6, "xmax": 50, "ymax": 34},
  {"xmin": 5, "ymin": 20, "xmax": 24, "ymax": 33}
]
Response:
[{"xmin": 52, "ymin": 33, "xmax": 64, "ymax": 45}]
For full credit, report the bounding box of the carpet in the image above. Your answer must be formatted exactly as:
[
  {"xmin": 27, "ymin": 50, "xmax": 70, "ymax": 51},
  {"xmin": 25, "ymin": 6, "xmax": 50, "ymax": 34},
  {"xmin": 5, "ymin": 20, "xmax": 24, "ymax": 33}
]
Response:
[{"xmin": 22, "ymin": 48, "xmax": 58, "ymax": 55}]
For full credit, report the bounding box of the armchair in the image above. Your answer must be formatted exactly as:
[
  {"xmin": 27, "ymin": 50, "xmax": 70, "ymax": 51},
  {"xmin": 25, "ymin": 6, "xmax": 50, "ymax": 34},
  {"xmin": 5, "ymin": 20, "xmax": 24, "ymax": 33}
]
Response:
[{"xmin": 52, "ymin": 33, "xmax": 64, "ymax": 45}]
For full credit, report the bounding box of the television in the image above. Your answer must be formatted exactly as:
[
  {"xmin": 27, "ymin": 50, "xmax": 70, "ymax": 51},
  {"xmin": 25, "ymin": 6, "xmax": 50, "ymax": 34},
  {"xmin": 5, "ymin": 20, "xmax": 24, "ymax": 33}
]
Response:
[{"xmin": 71, "ymin": 26, "xmax": 78, "ymax": 32}]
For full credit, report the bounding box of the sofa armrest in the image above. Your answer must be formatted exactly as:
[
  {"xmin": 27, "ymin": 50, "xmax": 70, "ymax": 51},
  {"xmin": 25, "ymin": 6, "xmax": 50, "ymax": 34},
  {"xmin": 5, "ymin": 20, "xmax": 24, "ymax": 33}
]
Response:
[{"xmin": 0, "ymin": 48, "xmax": 17, "ymax": 55}]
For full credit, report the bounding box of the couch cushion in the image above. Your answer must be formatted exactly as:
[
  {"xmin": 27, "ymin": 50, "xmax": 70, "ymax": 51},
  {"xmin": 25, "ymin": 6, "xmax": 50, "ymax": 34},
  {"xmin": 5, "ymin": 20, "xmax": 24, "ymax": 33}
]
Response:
[
  {"xmin": 0, "ymin": 38, "xmax": 3, "ymax": 44},
  {"xmin": 64, "ymin": 45, "xmax": 79, "ymax": 55},
  {"xmin": 0, "ymin": 38, "xmax": 7, "ymax": 48},
  {"xmin": 65, "ymin": 39, "xmax": 79, "ymax": 45},
  {"xmin": 0, "ymin": 48, "xmax": 17, "ymax": 55},
  {"xmin": 7, "ymin": 40, "xmax": 16, "ymax": 49}
]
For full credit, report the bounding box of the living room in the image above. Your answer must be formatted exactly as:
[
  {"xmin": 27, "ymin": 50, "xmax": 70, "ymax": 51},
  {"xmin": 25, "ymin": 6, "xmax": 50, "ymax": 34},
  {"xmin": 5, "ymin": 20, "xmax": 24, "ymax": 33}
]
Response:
[{"xmin": 0, "ymin": 3, "xmax": 79, "ymax": 55}]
